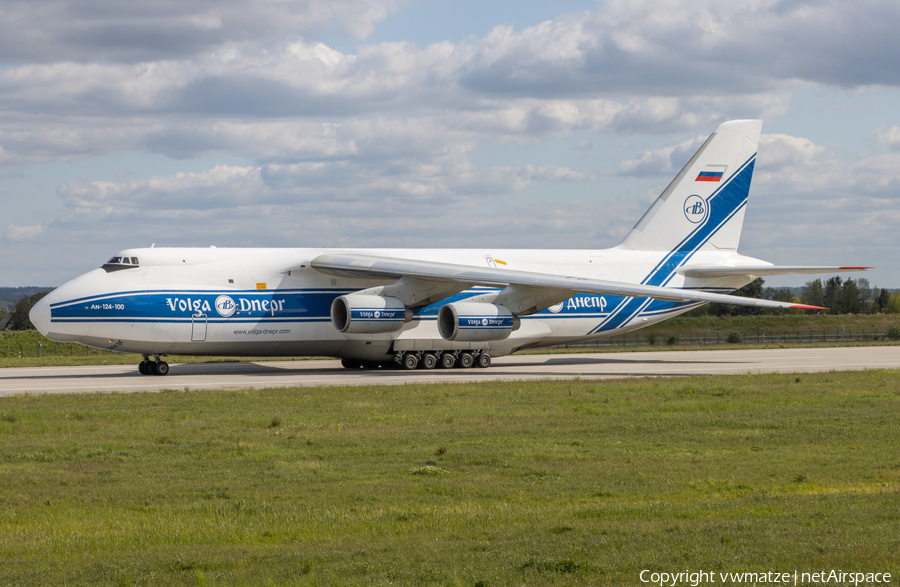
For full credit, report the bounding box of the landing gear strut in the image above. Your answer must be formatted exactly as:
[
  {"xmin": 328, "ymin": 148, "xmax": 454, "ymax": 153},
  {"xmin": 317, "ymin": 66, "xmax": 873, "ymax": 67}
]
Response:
[{"xmin": 139, "ymin": 355, "xmax": 169, "ymax": 376}]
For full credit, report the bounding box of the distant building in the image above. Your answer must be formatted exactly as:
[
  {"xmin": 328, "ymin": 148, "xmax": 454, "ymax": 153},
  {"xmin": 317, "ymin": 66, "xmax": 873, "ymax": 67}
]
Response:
[{"xmin": 0, "ymin": 313, "xmax": 11, "ymax": 331}]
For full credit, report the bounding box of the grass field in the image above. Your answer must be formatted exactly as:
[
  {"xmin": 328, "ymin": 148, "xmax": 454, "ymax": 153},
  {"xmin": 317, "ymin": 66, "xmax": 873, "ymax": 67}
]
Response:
[{"xmin": 1, "ymin": 371, "xmax": 898, "ymax": 586}]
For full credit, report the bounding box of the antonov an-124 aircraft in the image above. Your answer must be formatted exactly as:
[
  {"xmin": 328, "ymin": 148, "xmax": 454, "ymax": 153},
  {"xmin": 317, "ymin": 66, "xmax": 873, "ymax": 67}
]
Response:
[{"xmin": 31, "ymin": 120, "xmax": 868, "ymax": 375}]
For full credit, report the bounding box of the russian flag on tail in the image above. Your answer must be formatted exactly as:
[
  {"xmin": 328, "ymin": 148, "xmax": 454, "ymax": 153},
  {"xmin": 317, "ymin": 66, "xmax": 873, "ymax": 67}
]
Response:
[{"xmin": 696, "ymin": 164, "xmax": 727, "ymax": 182}]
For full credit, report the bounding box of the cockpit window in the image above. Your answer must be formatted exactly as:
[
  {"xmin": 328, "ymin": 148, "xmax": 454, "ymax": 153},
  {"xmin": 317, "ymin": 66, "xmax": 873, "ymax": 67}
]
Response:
[{"xmin": 102, "ymin": 255, "xmax": 140, "ymax": 272}]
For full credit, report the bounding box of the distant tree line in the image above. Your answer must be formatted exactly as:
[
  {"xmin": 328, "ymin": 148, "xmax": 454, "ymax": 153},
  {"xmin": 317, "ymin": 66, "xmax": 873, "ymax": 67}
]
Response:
[
  {"xmin": 686, "ymin": 277, "xmax": 899, "ymax": 317},
  {"xmin": 799, "ymin": 276, "xmax": 896, "ymax": 314},
  {"xmin": 1, "ymin": 291, "xmax": 51, "ymax": 330}
]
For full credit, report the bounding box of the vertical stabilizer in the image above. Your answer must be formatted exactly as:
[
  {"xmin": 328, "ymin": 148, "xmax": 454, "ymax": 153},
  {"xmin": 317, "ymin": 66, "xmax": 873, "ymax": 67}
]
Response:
[{"xmin": 619, "ymin": 119, "xmax": 761, "ymax": 253}]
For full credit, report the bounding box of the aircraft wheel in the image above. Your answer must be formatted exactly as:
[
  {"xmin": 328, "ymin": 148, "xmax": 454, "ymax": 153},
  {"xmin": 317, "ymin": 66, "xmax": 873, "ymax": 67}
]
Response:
[
  {"xmin": 439, "ymin": 352, "xmax": 456, "ymax": 369},
  {"xmin": 476, "ymin": 353, "xmax": 491, "ymax": 368},
  {"xmin": 420, "ymin": 353, "xmax": 437, "ymax": 370},
  {"xmin": 402, "ymin": 352, "xmax": 419, "ymax": 370},
  {"xmin": 152, "ymin": 361, "xmax": 170, "ymax": 376},
  {"xmin": 361, "ymin": 360, "xmax": 381, "ymax": 369},
  {"xmin": 458, "ymin": 352, "xmax": 474, "ymax": 368},
  {"xmin": 341, "ymin": 358, "xmax": 362, "ymax": 369},
  {"xmin": 138, "ymin": 361, "xmax": 150, "ymax": 375}
]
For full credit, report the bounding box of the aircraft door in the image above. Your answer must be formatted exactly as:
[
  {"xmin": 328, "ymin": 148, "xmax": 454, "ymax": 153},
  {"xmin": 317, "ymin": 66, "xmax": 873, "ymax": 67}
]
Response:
[{"xmin": 191, "ymin": 313, "xmax": 208, "ymax": 342}]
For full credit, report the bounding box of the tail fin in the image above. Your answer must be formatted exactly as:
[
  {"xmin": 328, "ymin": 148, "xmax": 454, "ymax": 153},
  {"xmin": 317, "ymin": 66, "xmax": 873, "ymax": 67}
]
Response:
[{"xmin": 619, "ymin": 119, "xmax": 762, "ymax": 253}]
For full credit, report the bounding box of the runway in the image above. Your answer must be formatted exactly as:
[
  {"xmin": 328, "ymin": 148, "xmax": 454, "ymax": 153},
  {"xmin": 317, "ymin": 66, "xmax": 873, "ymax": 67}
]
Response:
[{"xmin": 1, "ymin": 346, "xmax": 898, "ymax": 396}]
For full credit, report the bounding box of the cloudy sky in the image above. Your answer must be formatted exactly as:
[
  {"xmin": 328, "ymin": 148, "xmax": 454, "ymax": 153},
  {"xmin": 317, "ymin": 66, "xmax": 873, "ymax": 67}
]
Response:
[{"xmin": 1, "ymin": 0, "xmax": 898, "ymax": 288}]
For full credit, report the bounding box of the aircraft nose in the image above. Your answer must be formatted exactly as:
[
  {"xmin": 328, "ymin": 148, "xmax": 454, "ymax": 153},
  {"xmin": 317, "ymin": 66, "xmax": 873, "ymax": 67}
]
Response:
[{"xmin": 29, "ymin": 295, "xmax": 52, "ymax": 337}]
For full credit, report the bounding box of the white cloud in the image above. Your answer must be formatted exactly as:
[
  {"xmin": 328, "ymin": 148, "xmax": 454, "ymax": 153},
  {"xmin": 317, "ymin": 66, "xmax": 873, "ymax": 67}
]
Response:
[
  {"xmin": 875, "ymin": 125, "xmax": 900, "ymax": 151},
  {"xmin": 45, "ymin": 150, "xmax": 594, "ymax": 248},
  {"xmin": 757, "ymin": 134, "xmax": 825, "ymax": 169},
  {"xmin": 454, "ymin": 0, "xmax": 898, "ymax": 99},
  {"xmin": 0, "ymin": 0, "xmax": 410, "ymax": 63},
  {"xmin": 58, "ymin": 165, "xmax": 263, "ymax": 213},
  {"xmin": 520, "ymin": 164, "xmax": 593, "ymax": 183},
  {"xmin": 6, "ymin": 0, "xmax": 895, "ymax": 167},
  {"xmin": 5, "ymin": 224, "xmax": 44, "ymax": 241},
  {"xmin": 615, "ymin": 135, "xmax": 705, "ymax": 177}
]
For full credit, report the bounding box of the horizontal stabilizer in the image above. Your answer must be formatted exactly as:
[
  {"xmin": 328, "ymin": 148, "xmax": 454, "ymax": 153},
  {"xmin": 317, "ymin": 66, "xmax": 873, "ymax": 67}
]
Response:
[{"xmin": 677, "ymin": 265, "xmax": 872, "ymax": 278}]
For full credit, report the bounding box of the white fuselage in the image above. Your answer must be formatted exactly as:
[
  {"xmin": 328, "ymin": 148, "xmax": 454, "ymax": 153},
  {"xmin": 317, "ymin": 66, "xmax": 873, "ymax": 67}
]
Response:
[{"xmin": 32, "ymin": 246, "xmax": 758, "ymax": 360}]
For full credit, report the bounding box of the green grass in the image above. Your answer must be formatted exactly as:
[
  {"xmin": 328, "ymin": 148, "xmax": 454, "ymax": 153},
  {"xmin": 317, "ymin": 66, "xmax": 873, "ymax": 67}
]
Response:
[
  {"xmin": 1, "ymin": 372, "xmax": 899, "ymax": 585},
  {"xmin": 663, "ymin": 312, "xmax": 898, "ymax": 332}
]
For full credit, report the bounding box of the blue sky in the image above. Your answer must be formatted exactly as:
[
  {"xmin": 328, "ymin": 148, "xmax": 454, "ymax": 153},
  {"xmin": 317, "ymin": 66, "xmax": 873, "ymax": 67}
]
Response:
[{"xmin": 1, "ymin": 0, "xmax": 898, "ymax": 289}]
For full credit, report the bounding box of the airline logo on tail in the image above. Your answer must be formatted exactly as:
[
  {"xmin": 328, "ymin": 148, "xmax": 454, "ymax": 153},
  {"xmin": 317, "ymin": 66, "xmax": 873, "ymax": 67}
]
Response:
[
  {"xmin": 683, "ymin": 195, "xmax": 708, "ymax": 224},
  {"xmin": 696, "ymin": 164, "xmax": 728, "ymax": 182}
]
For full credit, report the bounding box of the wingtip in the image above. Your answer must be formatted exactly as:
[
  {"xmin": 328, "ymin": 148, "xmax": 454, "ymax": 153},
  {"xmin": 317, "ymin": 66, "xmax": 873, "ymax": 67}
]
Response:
[
  {"xmin": 838, "ymin": 266, "xmax": 874, "ymax": 271},
  {"xmin": 789, "ymin": 304, "xmax": 829, "ymax": 310}
]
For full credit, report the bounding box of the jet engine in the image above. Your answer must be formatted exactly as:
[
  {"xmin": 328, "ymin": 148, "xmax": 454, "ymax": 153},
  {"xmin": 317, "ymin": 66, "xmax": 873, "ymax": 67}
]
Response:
[
  {"xmin": 331, "ymin": 294, "xmax": 411, "ymax": 334},
  {"xmin": 437, "ymin": 302, "xmax": 518, "ymax": 342}
]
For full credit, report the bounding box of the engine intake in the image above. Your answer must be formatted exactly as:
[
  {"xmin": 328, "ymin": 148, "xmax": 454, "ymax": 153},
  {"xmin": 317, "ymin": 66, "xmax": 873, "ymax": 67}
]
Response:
[
  {"xmin": 331, "ymin": 294, "xmax": 411, "ymax": 334},
  {"xmin": 437, "ymin": 302, "xmax": 518, "ymax": 342}
]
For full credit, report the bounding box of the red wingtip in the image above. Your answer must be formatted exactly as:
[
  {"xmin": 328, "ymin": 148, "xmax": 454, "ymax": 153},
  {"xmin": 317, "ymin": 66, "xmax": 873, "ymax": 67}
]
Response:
[
  {"xmin": 789, "ymin": 304, "xmax": 829, "ymax": 310},
  {"xmin": 838, "ymin": 266, "xmax": 874, "ymax": 270}
]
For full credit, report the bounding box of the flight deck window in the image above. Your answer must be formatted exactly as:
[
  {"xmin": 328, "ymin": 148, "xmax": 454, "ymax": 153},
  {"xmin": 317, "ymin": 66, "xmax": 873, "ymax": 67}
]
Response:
[{"xmin": 101, "ymin": 256, "xmax": 140, "ymax": 272}]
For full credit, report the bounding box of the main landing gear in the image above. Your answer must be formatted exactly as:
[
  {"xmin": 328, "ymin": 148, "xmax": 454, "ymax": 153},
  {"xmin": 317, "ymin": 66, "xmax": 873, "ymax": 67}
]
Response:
[
  {"xmin": 341, "ymin": 351, "xmax": 491, "ymax": 371},
  {"xmin": 138, "ymin": 355, "xmax": 169, "ymax": 376}
]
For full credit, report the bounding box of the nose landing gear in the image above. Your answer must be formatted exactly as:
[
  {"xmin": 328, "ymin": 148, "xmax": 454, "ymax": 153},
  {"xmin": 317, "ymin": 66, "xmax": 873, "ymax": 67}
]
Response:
[{"xmin": 139, "ymin": 355, "xmax": 169, "ymax": 376}]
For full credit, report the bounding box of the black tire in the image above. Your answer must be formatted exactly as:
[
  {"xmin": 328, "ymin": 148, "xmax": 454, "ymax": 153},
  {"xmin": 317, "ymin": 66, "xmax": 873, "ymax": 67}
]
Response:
[
  {"xmin": 341, "ymin": 358, "xmax": 362, "ymax": 369},
  {"xmin": 458, "ymin": 352, "xmax": 474, "ymax": 368},
  {"xmin": 440, "ymin": 352, "xmax": 456, "ymax": 369},
  {"xmin": 476, "ymin": 353, "xmax": 491, "ymax": 368},
  {"xmin": 138, "ymin": 361, "xmax": 149, "ymax": 375},
  {"xmin": 402, "ymin": 353, "xmax": 419, "ymax": 370},
  {"xmin": 361, "ymin": 361, "xmax": 381, "ymax": 369},
  {"xmin": 421, "ymin": 353, "xmax": 437, "ymax": 370},
  {"xmin": 153, "ymin": 361, "xmax": 169, "ymax": 376}
]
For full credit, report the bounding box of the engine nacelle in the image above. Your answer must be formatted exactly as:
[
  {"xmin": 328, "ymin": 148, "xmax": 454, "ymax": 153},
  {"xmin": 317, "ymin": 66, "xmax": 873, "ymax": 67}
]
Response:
[
  {"xmin": 437, "ymin": 302, "xmax": 518, "ymax": 342},
  {"xmin": 331, "ymin": 294, "xmax": 411, "ymax": 334}
]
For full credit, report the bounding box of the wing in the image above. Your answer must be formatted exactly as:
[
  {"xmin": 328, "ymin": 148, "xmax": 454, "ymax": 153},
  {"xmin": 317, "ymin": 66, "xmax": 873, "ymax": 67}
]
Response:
[
  {"xmin": 310, "ymin": 253, "xmax": 828, "ymax": 312},
  {"xmin": 678, "ymin": 265, "xmax": 872, "ymax": 278}
]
